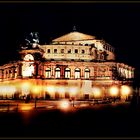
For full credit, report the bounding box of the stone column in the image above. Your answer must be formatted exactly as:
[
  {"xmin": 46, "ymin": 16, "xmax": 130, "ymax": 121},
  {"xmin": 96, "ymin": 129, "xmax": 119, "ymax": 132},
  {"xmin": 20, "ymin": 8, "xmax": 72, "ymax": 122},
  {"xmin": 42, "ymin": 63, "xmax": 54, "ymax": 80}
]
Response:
[
  {"xmin": 12, "ymin": 67, "xmax": 16, "ymax": 79},
  {"xmin": 35, "ymin": 63, "xmax": 40, "ymax": 78},
  {"xmin": 17, "ymin": 63, "xmax": 22, "ymax": 78},
  {"xmin": 0, "ymin": 69, "xmax": 4, "ymax": 81}
]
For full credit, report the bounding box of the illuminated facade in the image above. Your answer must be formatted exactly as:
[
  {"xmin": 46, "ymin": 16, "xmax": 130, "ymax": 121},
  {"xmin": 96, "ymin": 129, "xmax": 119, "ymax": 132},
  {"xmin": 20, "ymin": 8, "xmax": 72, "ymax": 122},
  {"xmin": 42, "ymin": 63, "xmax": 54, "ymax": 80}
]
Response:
[{"xmin": 0, "ymin": 31, "xmax": 135, "ymax": 100}]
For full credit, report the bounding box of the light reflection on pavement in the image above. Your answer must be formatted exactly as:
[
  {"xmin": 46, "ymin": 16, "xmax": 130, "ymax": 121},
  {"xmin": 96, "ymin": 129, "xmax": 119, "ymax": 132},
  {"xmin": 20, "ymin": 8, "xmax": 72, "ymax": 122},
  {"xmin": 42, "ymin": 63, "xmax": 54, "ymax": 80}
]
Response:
[{"xmin": 0, "ymin": 100, "xmax": 130, "ymax": 112}]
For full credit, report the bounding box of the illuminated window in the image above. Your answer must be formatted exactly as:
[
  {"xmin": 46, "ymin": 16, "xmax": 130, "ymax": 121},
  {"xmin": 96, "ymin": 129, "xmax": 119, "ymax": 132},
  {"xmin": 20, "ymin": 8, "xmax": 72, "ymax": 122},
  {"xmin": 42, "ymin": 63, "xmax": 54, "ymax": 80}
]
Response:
[
  {"xmin": 75, "ymin": 49, "xmax": 78, "ymax": 53},
  {"xmin": 65, "ymin": 68, "xmax": 70, "ymax": 78},
  {"xmin": 100, "ymin": 54, "xmax": 104, "ymax": 60},
  {"xmin": 14, "ymin": 68, "xmax": 17, "ymax": 78},
  {"xmin": 45, "ymin": 68, "xmax": 51, "ymax": 78},
  {"xmin": 47, "ymin": 49, "xmax": 50, "ymax": 53},
  {"xmin": 55, "ymin": 67, "xmax": 60, "ymax": 78},
  {"xmin": 125, "ymin": 69, "xmax": 129, "ymax": 79},
  {"xmin": 128, "ymin": 70, "xmax": 131, "ymax": 78},
  {"xmin": 85, "ymin": 68, "xmax": 90, "ymax": 79},
  {"xmin": 106, "ymin": 46, "xmax": 109, "ymax": 51},
  {"xmin": 54, "ymin": 49, "xmax": 57, "ymax": 53},
  {"xmin": 68, "ymin": 49, "xmax": 71, "ymax": 53},
  {"xmin": 82, "ymin": 50, "xmax": 85, "ymax": 54},
  {"xmin": 75, "ymin": 68, "xmax": 80, "ymax": 79},
  {"xmin": 22, "ymin": 63, "xmax": 34, "ymax": 77},
  {"xmin": 24, "ymin": 54, "xmax": 34, "ymax": 61},
  {"xmin": 61, "ymin": 49, "xmax": 64, "ymax": 53}
]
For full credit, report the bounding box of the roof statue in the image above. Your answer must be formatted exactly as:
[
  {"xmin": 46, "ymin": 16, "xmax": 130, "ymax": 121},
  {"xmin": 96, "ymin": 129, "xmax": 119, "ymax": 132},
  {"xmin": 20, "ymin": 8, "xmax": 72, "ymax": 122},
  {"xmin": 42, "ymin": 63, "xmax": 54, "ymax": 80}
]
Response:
[
  {"xmin": 21, "ymin": 32, "xmax": 39, "ymax": 50},
  {"xmin": 73, "ymin": 25, "xmax": 76, "ymax": 31}
]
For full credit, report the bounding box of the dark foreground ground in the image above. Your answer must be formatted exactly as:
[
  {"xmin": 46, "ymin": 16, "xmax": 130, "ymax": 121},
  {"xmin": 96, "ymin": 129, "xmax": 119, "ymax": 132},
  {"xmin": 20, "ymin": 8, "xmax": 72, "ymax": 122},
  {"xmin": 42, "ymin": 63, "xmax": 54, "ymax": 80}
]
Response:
[{"xmin": 0, "ymin": 102, "xmax": 139, "ymax": 138}]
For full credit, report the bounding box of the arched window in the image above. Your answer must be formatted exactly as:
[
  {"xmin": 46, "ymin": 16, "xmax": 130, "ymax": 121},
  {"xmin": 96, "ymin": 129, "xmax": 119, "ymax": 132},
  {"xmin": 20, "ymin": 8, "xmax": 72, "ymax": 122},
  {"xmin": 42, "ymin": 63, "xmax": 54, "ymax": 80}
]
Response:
[
  {"xmin": 75, "ymin": 68, "xmax": 80, "ymax": 79},
  {"xmin": 22, "ymin": 62, "xmax": 34, "ymax": 77},
  {"xmin": 55, "ymin": 67, "xmax": 60, "ymax": 78},
  {"xmin": 125, "ymin": 69, "xmax": 128, "ymax": 79},
  {"xmin": 128, "ymin": 70, "xmax": 131, "ymax": 78},
  {"xmin": 68, "ymin": 49, "xmax": 71, "ymax": 54},
  {"xmin": 75, "ymin": 49, "xmax": 78, "ymax": 53},
  {"xmin": 54, "ymin": 49, "xmax": 57, "ymax": 53},
  {"xmin": 119, "ymin": 68, "xmax": 122, "ymax": 75},
  {"xmin": 14, "ymin": 68, "xmax": 17, "ymax": 78},
  {"xmin": 122, "ymin": 68, "xmax": 126, "ymax": 77},
  {"xmin": 85, "ymin": 68, "xmax": 90, "ymax": 79},
  {"xmin": 65, "ymin": 68, "xmax": 70, "ymax": 78},
  {"xmin": 47, "ymin": 49, "xmax": 50, "ymax": 53},
  {"xmin": 61, "ymin": 49, "xmax": 64, "ymax": 53},
  {"xmin": 82, "ymin": 50, "xmax": 85, "ymax": 54},
  {"xmin": 45, "ymin": 68, "xmax": 51, "ymax": 78}
]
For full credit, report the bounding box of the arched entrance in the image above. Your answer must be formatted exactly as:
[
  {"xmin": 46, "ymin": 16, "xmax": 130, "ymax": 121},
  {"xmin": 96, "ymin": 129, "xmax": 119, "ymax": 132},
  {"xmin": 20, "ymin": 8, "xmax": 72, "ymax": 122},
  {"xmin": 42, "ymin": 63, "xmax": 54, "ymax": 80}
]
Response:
[
  {"xmin": 45, "ymin": 92, "xmax": 51, "ymax": 100},
  {"xmin": 84, "ymin": 94, "xmax": 89, "ymax": 100},
  {"xmin": 55, "ymin": 92, "xmax": 60, "ymax": 99},
  {"xmin": 65, "ymin": 92, "xmax": 70, "ymax": 99}
]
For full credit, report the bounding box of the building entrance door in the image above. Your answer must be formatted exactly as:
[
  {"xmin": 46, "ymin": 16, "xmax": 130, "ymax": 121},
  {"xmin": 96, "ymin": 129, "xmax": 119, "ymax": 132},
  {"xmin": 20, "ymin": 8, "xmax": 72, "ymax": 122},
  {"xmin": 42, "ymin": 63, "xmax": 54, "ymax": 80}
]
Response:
[
  {"xmin": 65, "ymin": 92, "xmax": 70, "ymax": 99},
  {"xmin": 45, "ymin": 93, "xmax": 50, "ymax": 100},
  {"xmin": 55, "ymin": 92, "xmax": 59, "ymax": 99},
  {"xmin": 84, "ymin": 94, "xmax": 89, "ymax": 100}
]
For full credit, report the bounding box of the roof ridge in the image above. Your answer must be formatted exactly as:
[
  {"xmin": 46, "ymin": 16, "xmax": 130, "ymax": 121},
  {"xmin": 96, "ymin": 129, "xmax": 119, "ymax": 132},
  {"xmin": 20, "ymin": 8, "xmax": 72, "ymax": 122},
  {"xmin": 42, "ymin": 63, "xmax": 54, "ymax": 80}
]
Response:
[{"xmin": 52, "ymin": 31, "xmax": 95, "ymax": 42}]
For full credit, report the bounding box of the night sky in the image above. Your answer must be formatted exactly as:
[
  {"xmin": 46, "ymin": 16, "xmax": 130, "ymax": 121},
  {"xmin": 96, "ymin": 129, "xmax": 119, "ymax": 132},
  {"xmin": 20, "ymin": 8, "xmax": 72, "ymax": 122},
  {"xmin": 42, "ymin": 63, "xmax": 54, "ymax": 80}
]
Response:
[{"xmin": 0, "ymin": 2, "xmax": 140, "ymax": 80}]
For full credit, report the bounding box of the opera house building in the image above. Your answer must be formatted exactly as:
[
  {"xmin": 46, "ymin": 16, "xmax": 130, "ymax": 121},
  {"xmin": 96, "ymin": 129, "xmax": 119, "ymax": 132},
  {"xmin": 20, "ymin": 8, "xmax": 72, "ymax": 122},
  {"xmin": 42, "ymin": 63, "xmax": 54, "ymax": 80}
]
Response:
[{"xmin": 0, "ymin": 31, "xmax": 135, "ymax": 100}]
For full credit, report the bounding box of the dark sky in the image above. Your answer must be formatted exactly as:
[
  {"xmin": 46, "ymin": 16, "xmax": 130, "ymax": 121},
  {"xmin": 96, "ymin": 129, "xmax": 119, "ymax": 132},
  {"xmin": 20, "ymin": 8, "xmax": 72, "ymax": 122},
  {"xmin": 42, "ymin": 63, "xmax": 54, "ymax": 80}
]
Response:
[{"xmin": 0, "ymin": 2, "xmax": 140, "ymax": 78}]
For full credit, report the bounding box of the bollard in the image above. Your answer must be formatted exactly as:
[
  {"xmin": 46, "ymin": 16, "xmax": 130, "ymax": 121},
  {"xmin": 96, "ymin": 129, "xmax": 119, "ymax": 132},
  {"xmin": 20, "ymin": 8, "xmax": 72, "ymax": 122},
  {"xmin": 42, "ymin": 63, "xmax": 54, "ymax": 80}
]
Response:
[{"xmin": 35, "ymin": 97, "xmax": 37, "ymax": 109}]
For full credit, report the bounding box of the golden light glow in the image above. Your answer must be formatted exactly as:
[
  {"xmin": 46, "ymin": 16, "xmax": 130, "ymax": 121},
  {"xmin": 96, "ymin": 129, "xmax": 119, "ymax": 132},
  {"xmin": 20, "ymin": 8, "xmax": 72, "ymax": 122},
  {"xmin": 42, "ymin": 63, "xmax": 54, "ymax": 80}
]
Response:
[
  {"xmin": 32, "ymin": 86, "xmax": 41, "ymax": 94},
  {"xmin": 45, "ymin": 86, "xmax": 55, "ymax": 93},
  {"xmin": 68, "ymin": 87, "xmax": 79, "ymax": 96},
  {"xmin": 22, "ymin": 62, "xmax": 34, "ymax": 77},
  {"xmin": 21, "ymin": 82, "xmax": 31, "ymax": 89},
  {"xmin": 109, "ymin": 86, "xmax": 119, "ymax": 96},
  {"xmin": 57, "ymin": 87, "xmax": 65, "ymax": 94},
  {"xmin": 92, "ymin": 87, "xmax": 102, "ymax": 97},
  {"xmin": 0, "ymin": 85, "xmax": 16, "ymax": 95},
  {"xmin": 21, "ymin": 82, "xmax": 32, "ymax": 95},
  {"xmin": 59, "ymin": 100, "xmax": 70, "ymax": 109},
  {"xmin": 120, "ymin": 85, "xmax": 132, "ymax": 96},
  {"xmin": 20, "ymin": 104, "xmax": 33, "ymax": 111}
]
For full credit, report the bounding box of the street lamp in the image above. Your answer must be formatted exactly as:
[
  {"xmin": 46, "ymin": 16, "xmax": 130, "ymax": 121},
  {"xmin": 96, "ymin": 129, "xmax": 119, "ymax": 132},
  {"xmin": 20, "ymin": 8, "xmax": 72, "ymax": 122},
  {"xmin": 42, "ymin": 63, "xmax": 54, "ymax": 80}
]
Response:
[
  {"xmin": 69, "ymin": 87, "xmax": 78, "ymax": 107},
  {"xmin": 21, "ymin": 82, "xmax": 31, "ymax": 102},
  {"xmin": 32, "ymin": 86, "xmax": 40, "ymax": 109},
  {"xmin": 57, "ymin": 87, "xmax": 65, "ymax": 98},
  {"xmin": 59, "ymin": 100, "xmax": 70, "ymax": 110},
  {"xmin": 109, "ymin": 86, "xmax": 119, "ymax": 102},
  {"xmin": 92, "ymin": 87, "xmax": 102, "ymax": 98},
  {"xmin": 120, "ymin": 85, "xmax": 132, "ymax": 101}
]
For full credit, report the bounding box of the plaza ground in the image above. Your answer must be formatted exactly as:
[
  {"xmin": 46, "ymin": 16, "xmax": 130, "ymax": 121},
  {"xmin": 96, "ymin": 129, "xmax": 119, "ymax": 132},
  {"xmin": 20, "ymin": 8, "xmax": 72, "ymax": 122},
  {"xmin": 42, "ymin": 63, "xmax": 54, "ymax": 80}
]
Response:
[{"xmin": 0, "ymin": 100, "xmax": 139, "ymax": 138}]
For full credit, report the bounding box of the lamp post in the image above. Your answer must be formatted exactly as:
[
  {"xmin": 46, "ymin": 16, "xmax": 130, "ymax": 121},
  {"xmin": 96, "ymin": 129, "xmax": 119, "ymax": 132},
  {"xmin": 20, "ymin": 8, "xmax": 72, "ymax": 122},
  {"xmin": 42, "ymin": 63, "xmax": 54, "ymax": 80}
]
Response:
[
  {"xmin": 32, "ymin": 86, "xmax": 40, "ymax": 109},
  {"xmin": 69, "ymin": 87, "xmax": 78, "ymax": 107},
  {"xmin": 21, "ymin": 82, "xmax": 31, "ymax": 103},
  {"xmin": 92, "ymin": 87, "xmax": 102, "ymax": 99},
  {"xmin": 71, "ymin": 96, "xmax": 75, "ymax": 107},
  {"xmin": 35, "ymin": 96, "xmax": 37, "ymax": 109}
]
